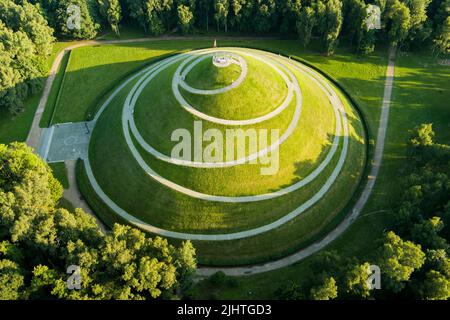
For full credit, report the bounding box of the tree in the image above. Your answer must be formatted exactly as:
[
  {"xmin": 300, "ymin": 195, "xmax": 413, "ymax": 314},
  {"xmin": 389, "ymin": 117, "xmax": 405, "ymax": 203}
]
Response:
[
  {"xmin": 403, "ymin": 0, "xmax": 432, "ymax": 46},
  {"xmin": 342, "ymin": 262, "xmax": 372, "ymax": 298},
  {"xmin": 98, "ymin": 0, "xmax": 122, "ymax": 36},
  {"xmin": 175, "ymin": 240, "xmax": 197, "ymax": 285},
  {"xmin": 322, "ymin": 0, "xmax": 343, "ymax": 55},
  {"xmin": 345, "ymin": 0, "xmax": 376, "ymax": 54},
  {"xmin": 0, "ymin": 143, "xmax": 62, "ymax": 252},
  {"xmin": 385, "ymin": 0, "xmax": 412, "ymax": 46},
  {"xmin": 432, "ymin": 0, "xmax": 450, "ymax": 55},
  {"xmin": 377, "ymin": 231, "xmax": 426, "ymax": 292},
  {"xmin": 411, "ymin": 217, "xmax": 448, "ymax": 250},
  {"xmin": 214, "ymin": 0, "xmax": 229, "ymax": 32},
  {"xmin": 275, "ymin": 281, "xmax": 303, "ymax": 299},
  {"xmin": 253, "ymin": 0, "xmax": 277, "ymax": 32},
  {"xmin": 416, "ymin": 249, "xmax": 450, "ymax": 300},
  {"xmin": 310, "ymin": 276, "xmax": 338, "ymax": 300},
  {"xmin": 161, "ymin": 0, "xmax": 176, "ymax": 31},
  {"xmin": 124, "ymin": 0, "xmax": 149, "ymax": 32},
  {"xmin": 278, "ymin": 0, "xmax": 302, "ymax": 33},
  {"xmin": 198, "ymin": 0, "xmax": 211, "ymax": 30},
  {"xmin": 146, "ymin": 0, "xmax": 166, "ymax": 35},
  {"xmin": 55, "ymin": 0, "xmax": 100, "ymax": 39},
  {"xmin": 420, "ymin": 270, "xmax": 450, "ymax": 300},
  {"xmin": 124, "ymin": 0, "xmax": 172, "ymax": 35},
  {"xmin": 0, "ymin": 259, "xmax": 26, "ymax": 299},
  {"xmin": 177, "ymin": 4, "xmax": 194, "ymax": 34},
  {"xmin": 408, "ymin": 123, "xmax": 434, "ymax": 148},
  {"xmin": 433, "ymin": 15, "xmax": 450, "ymax": 55},
  {"xmin": 297, "ymin": 6, "xmax": 316, "ymax": 47}
]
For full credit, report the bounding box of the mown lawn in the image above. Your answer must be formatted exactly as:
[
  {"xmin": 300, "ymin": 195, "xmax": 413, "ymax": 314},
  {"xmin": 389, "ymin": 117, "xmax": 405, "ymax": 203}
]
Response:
[
  {"xmin": 51, "ymin": 39, "xmax": 388, "ymax": 129},
  {"xmin": 185, "ymin": 56, "xmax": 242, "ymax": 90},
  {"xmin": 98, "ymin": 23, "xmax": 147, "ymax": 41},
  {"xmin": 3, "ymin": 35, "xmax": 445, "ymax": 298},
  {"xmin": 39, "ymin": 50, "xmax": 71, "ymax": 127},
  {"xmin": 0, "ymin": 94, "xmax": 40, "ymax": 144},
  {"xmin": 51, "ymin": 41, "xmax": 217, "ymax": 123},
  {"xmin": 48, "ymin": 41, "xmax": 376, "ymax": 264}
]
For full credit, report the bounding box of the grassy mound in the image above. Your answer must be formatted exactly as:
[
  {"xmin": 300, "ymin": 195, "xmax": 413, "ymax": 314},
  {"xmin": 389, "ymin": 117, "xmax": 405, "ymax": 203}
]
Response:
[{"xmin": 86, "ymin": 48, "xmax": 367, "ymax": 264}]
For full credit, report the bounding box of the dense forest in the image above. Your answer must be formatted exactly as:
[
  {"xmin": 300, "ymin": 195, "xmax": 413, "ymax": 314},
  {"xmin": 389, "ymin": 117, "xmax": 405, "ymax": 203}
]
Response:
[
  {"xmin": 32, "ymin": 0, "xmax": 450, "ymax": 54},
  {"xmin": 0, "ymin": 143, "xmax": 196, "ymax": 299},
  {"xmin": 0, "ymin": 0, "xmax": 449, "ymax": 114}
]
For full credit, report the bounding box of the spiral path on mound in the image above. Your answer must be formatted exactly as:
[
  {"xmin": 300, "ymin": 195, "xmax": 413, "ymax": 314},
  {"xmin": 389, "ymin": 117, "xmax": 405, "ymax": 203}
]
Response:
[{"xmin": 86, "ymin": 48, "xmax": 350, "ymax": 240}]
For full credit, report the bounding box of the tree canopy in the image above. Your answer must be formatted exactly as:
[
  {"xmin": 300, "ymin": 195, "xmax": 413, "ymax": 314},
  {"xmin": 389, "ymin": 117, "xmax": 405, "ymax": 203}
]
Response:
[
  {"xmin": 0, "ymin": 143, "xmax": 197, "ymax": 300},
  {"xmin": 275, "ymin": 124, "xmax": 450, "ymax": 300},
  {"xmin": 0, "ymin": 0, "xmax": 54, "ymax": 113},
  {"xmin": 1, "ymin": 0, "xmax": 448, "ymax": 117},
  {"xmin": 21, "ymin": 0, "xmax": 449, "ymax": 56}
]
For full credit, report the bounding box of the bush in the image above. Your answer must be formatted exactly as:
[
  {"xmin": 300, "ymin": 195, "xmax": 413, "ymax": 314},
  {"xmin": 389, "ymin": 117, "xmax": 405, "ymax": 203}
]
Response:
[{"xmin": 209, "ymin": 271, "xmax": 227, "ymax": 285}]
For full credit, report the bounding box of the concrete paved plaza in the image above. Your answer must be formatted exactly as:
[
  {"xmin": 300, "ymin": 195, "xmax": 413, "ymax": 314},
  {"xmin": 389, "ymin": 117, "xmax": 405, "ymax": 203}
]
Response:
[{"xmin": 42, "ymin": 121, "xmax": 95, "ymax": 163}]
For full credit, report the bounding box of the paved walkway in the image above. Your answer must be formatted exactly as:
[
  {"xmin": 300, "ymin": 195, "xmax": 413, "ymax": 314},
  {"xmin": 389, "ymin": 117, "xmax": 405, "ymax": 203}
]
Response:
[
  {"xmin": 196, "ymin": 47, "xmax": 397, "ymax": 276},
  {"xmin": 63, "ymin": 160, "xmax": 107, "ymax": 233},
  {"xmin": 45, "ymin": 122, "xmax": 94, "ymax": 163}
]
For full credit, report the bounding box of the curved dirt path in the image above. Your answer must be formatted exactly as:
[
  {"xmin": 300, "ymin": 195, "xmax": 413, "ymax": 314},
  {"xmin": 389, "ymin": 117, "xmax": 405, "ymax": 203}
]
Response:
[
  {"xmin": 63, "ymin": 160, "xmax": 107, "ymax": 233},
  {"xmin": 196, "ymin": 46, "xmax": 397, "ymax": 276}
]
